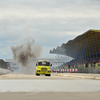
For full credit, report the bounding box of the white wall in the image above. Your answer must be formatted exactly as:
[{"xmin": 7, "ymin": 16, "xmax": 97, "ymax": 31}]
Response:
[{"xmin": 0, "ymin": 68, "xmax": 11, "ymax": 75}]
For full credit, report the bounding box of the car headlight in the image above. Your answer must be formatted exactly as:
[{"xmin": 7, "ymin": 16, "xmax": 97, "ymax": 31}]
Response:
[
  {"xmin": 48, "ymin": 71, "xmax": 51, "ymax": 72},
  {"xmin": 37, "ymin": 70, "xmax": 40, "ymax": 72}
]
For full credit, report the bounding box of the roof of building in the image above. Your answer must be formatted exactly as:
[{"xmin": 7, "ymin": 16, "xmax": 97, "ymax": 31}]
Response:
[{"xmin": 49, "ymin": 29, "xmax": 100, "ymax": 59}]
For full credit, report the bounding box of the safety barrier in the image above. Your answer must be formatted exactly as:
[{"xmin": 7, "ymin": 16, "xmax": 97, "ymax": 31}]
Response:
[
  {"xmin": 0, "ymin": 68, "xmax": 11, "ymax": 75},
  {"xmin": 53, "ymin": 68, "xmax": 100, "ymax": 74}
]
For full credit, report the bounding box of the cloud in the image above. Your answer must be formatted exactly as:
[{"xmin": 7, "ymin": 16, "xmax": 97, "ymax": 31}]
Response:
[
  {"xmin": 0, "ymin": 0, "xmax": 100, "ymax": 20},
  {"xmin": 2, "ymin": 52, "xmax": 7, "ymax": 55},
  {"xmin": 0, "ymin": 0, "xmax": 100, "ymax": 59}
]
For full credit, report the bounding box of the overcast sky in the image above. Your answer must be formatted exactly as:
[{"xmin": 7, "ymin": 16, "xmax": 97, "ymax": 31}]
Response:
[{"xmin": 0, "ymin": 0, "xmax": 100, "ymax": 60}]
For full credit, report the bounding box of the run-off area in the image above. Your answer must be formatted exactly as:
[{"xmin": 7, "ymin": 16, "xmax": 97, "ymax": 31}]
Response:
[{"xmin": 0, "ymin": 74, "xmax": 100, "ymax": 92}]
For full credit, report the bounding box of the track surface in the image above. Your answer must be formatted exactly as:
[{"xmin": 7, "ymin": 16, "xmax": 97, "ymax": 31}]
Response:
[{"xmin": 0, "ymin": 73, "xmax": 100, "ymax": 100}]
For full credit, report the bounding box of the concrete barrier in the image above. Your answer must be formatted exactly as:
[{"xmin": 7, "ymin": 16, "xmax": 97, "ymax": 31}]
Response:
[
  {"xmin": 53, "ymin": 73, "xmax": 100, "ymax": 80},
  {"xmin": 0, "ymin": 68, "xmax": 11, "ymax": 75}
]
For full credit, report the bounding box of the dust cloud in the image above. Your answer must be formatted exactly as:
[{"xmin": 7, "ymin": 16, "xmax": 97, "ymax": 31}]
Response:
[{"xmin": 11, "ymin": 38, "xmax": 42, "ymax": 73}]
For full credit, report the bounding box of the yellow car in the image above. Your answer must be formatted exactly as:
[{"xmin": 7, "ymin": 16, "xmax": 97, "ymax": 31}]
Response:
[{"xmin": 36, "ymin": 60, "xmax": 52, "ymax": 76}]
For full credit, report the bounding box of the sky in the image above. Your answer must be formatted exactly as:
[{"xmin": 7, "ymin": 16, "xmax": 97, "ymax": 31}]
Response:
[{"xmin": 0, "ymin": 0, "xmax": 100, "ymax": 60}]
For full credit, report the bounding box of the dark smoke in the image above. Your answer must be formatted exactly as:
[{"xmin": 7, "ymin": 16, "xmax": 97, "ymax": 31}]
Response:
[{"xmin": 11, "ymin": 38, "xmax": 42, "ymax": 67}]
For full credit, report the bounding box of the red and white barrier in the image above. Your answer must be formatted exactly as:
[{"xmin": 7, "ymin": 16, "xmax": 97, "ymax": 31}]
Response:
[
  {"xmin": 72, "ymin": 69, "xmax": 74, "ymax": 72},
  {"xmin": 67, "ymin": 69, "xmax": 69, "ymax": 72},
  {"xmin": 75, "ymin": 69, "xmax": 78, "ymax": 72},
  {"xmin": 59, "ymin": 69, "xmax": 78, "ymax": 73}
]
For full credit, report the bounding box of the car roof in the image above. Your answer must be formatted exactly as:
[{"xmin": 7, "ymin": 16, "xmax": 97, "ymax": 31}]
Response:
[{"xmin": 37, "ymin": 60, "xmax": 50, "ymax": 62}]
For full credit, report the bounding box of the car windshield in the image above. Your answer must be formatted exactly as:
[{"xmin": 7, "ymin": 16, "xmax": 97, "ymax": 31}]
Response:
[{"xmin": 38, "ymin": 61, "xmax": 50, "ymax": 66}]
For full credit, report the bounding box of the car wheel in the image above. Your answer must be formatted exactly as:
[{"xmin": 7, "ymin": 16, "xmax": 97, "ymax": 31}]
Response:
[{"xmin": 36, "ymin": 73, "xmax": 40, "ymax": 76}]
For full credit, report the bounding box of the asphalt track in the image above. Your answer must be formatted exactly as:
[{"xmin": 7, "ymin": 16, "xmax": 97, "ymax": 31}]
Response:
[{"xmin": 0, "ymin": 74, "xmax": 100, "ymax": 100}]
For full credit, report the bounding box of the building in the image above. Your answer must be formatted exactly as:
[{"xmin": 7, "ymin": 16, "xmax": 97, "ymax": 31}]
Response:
[
  {"xmin": 50, "ymin": 29, "xmax": 100, "ymax": 68},
  {"xmin": 5, "ymin": 59, "xmax": 19, "ymax": 70}
]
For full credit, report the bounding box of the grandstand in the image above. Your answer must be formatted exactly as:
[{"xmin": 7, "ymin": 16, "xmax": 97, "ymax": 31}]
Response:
[{"xmin": 50, "ymin": 29, "xmax": 100, "ymax": 71}]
